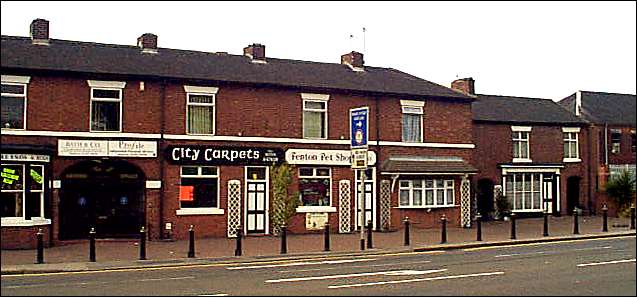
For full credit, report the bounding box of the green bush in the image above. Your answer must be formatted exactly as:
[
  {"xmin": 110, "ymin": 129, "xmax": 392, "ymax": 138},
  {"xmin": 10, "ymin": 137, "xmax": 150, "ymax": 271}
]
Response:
[
  {"xmin": 605, "ymin": 169, "xmax": 636, "ymax": 218},
  {"xmin": 269, "ymin": 162, "xmax": 299, "ymax": 235},
  {"xmin": 495, "ymin": 192, "xmax": 512, "ymax": 219}
]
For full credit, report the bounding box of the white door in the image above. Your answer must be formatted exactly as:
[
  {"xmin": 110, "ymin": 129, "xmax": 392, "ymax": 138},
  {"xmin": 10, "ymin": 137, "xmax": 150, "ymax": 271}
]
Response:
[
  {"xmin": 543, "ymin": 176, "xmax": 553, "ymax": 213},
  {"xmin": 354, "ymin": 168, "xmax": 376, "ymax": 230},
  {"xmin": 245, "ymin": 167, "xmax": 268, "ymax": 234}
]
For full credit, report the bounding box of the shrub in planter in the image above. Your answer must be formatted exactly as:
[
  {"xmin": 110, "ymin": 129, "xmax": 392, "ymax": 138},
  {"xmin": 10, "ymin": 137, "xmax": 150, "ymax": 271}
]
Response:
[
  {"xmin": 605, "ymin": 169, "xmax": 636, "ymax": 218},
  {"xmin": 495, "ymin": 192, "xmax": 512, "ymax": 220}
]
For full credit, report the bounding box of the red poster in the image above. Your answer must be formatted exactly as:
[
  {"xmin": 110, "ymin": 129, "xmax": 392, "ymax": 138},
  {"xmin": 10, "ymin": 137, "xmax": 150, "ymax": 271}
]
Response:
[{"xmin": 179, "ymin": 186, "xmax": 194, "ymax": 201}]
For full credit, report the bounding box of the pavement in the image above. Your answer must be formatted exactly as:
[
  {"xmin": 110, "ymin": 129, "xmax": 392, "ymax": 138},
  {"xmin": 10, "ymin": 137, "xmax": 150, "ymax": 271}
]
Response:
[{"xmin": 1, "ymin": 215, "xmax": 635, "ymax": 275}]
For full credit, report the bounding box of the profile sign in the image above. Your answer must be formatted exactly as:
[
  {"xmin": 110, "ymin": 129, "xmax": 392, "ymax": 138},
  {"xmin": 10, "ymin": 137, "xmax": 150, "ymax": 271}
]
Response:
[{"xmin": 350, "ymin": 107, "xmax": 369, "ymax": 169}]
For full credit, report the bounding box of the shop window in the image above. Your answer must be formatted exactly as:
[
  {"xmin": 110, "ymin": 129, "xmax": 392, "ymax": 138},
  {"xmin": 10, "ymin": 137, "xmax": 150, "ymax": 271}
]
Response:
[
  {"xmin": 610, "ymin": 129, "xmax": 621, "ymax": 154},
  {"xmin": 512, "ymin": 131, "xmax": 530, "ymax": 160},
  {"xmin": 1, "ymin": 164, "xmax": 45, "ymax": 220},
  {"xmin": 298, "ymin": 167, "xmax": 331, "ymax": 206},
  {"xmin": 1, "ymin": 83, "xmax": 27, "ymax": 129},
  {"xmin": 563, "ymin": 132, "xmax": 579, "ymax": 159},
  {"xmin": 90, "ymin": 87, "xmax": 122, "ymax": 132},
  {"xmin": 179, "ymin": 166, "xmax": 219, "ymax": 208},
  {"xmin": 505, "ymin": 173, "xmax": 542, "ymax": 211},
  {"xmin": 187, "ymin": 93, "xmax": 215, "ymax": 135},
  {"xmin": 401, "ymin": 105, "xmax": 423, "ymax": 143},
  {"xmin": 303, "ymin": 100, "xmax": 327, "ymax": 139},
  {"xmin": 399, "ymin": 178, "xmax": 454, "ymax": 207}
]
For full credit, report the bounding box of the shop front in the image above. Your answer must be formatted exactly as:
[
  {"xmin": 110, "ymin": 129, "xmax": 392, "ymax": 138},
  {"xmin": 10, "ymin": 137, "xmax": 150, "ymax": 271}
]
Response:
[{"xmin": 500, "ymin": 164, "xmax": 564, "ymax": 216}]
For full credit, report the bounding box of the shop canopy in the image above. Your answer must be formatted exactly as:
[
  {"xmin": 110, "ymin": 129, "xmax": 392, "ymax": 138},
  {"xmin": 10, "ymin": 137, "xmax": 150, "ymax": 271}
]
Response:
[{"xmin": 380, "ymin": 156, "xmax": 478, "ymax": 176}]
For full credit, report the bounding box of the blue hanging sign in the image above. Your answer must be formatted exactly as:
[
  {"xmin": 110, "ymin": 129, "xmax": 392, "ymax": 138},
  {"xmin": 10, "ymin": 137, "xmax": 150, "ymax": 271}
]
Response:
[{"xmin": 350, "ymin": 107, "xmax": 369, "ymax": 149}]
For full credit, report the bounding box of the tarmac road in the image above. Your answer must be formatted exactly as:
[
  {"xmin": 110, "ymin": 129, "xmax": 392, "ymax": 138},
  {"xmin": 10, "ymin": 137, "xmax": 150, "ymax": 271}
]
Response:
[{"xmin": 1, "ymin": 236, "xmax": 635, "ymax": 296}]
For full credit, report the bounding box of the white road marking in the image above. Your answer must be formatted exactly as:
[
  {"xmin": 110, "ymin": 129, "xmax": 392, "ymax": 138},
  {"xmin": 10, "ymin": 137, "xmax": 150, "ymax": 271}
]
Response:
[
  {"xmin": 198, "ymin": 294, "xmax": 229, "ymax": 296},
  {"xmin": 265, "ymin": 269, "xmax": 446, "ymax": 283},
  {"xmin": 495, "ymin": 246, "xmax": 613, "ymax": 258},
  {"xmin": 495, "ymin": 251, "xmax": 546, "ymax": 258},
  {"xmin": 278, "ymin": 260, "xmax": 432, "ymax": 273},
  {"xmin": 577, "ymin": 259, "xmax": 636, "ymax": 267},
  {"xmin": 139, "ymin": 276, "xmax": 195, "ymax": 282},
  {"xmin": 227, "ymin": 258, "xmax": 377, "ymax": 270},
  {"xmin": 328, "ymin": 271, "xmax": 505, "ymax": 289}
]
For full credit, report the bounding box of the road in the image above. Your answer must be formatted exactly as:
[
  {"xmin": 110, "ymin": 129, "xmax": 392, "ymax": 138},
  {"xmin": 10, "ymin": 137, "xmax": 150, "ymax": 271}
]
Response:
[{"xmin": 1, "ymin": 236, "xmax": 635, "ymax": 296}]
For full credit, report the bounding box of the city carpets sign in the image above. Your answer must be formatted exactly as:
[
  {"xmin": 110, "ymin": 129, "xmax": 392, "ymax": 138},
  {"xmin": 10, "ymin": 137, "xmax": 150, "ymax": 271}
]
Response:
[
  {"xmin": 58, "ymin": 140, "xmax": 157, "ymax": 157},
  {"xmin": 165, "ymin": 145, "xmax": 284, "ymax": 166},
  {"xmin": 285, "ymin": 149, "xmax": 376, "ymax": 166}
]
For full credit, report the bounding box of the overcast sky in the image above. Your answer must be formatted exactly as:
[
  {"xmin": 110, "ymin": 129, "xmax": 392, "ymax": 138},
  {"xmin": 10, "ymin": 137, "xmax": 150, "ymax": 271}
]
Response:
[{"xmin": 2, "ymin": 1, "xmax": 635, "ymax": 100}]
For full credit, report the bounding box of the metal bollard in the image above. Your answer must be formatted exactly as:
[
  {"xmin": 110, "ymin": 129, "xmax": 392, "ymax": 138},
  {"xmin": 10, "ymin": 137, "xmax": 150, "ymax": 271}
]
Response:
[
  {"xmin": 139, "ymin": 226, "xmax": 147, "ymax": 260},
  {"xmin": 510, "ymin": 213, "xmax": 517, "ymax": 240},
  {"xmin": 543, "ymin": 210, "xmax": 550, "ymax": 237},
  {"xmin": 366, "ymin": 220, "xmax": 373, "ymax": 249},
  {"xmin": 573, "ymin": 207, "xmax": 580, "ymax": 235},
  {"xmin": 234, "ymin": 228, "xmax": 243, "ymax": 256},
  {"xmin": 324, "ymin": 223, "xmax": 331, "ymax": 252},
  {"xmin": 475, "ymin": 213, "xmax": 482, "ymax": 242},
  {"xmin": 440, "ymin": 215, "xmax": 447, "ymax": 244},
  {"xmin": 403, "ymin": 217, "xmax": 410, "ymax": 246},
  {"xmin": 280, "ymin": 225, "xmax": 287, "ymax": 254},
  {"xmin": 36, "ymin": 228, "xmax": 44, "ymax": 264},
  {"xmin": 187, "ymin": 225, "xmax": 195, "ymax": 258},
  {"xmin": 602, "ymin": 204, "xmax": 608, "ymax": 232},
  {"xmin": 89, "ymin": 227, "xmax": 96, "ymax": 262},
  {"xmin": 631, "ymin": 204, "xmax": 635, "ymax": 230}
]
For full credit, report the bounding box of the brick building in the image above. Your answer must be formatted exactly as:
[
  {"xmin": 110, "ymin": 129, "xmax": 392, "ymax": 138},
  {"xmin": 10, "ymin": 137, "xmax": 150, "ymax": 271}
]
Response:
[
  {"xmin": 1, "ymin": 19, "xmax": 477, "ymax": 249},
  {"xmin": 451, "ymin": 78, "xmax": 591, "ymax": 219},
  {"xmin": 559, "ymin": 91, "xmax": 636, "ymax": 215}
]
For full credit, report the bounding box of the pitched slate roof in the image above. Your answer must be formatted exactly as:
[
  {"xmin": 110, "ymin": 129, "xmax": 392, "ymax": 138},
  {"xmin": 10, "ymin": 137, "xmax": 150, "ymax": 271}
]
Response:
[
  {"xmin": 559, "ymin": 91, "xmax": 636, "ymax": 126},
  {"xmin": 381, "ymin": 156, "xmax": 477, "ymax": 174},
  {"xmin": 472, "ymin": 94, "xmax": 588, "ymax": 125},
  {"xmin": 1, "ymin": 35, "xmax": 472, "ymax": 100}
]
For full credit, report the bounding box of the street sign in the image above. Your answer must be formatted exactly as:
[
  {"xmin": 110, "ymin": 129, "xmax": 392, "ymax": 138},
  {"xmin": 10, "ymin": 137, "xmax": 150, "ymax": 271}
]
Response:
[
  {"xmin": 350, "ymin": 107, "xmax": 369, "ymax": 149},
  {"xmin": 351, "ymin": 149, "xmax": 368, "ymax": 169}
]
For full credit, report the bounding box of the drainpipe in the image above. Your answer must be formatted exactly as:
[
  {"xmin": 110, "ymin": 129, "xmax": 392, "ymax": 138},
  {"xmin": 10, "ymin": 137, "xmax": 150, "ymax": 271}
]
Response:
[
  {"xmin": 375, "ymin": 96, "xmax": 381, "ymax": 230},
  {"xmin": 159, "ymin": 79, "xmax": 166, "ymax": 239},
  {"xmin": 587, "ymin": 124, "xmax": 594, "ymax": 215},
  {"xmin": 604, "ymin": 123, "xmax": 608, "ymax": 166}
]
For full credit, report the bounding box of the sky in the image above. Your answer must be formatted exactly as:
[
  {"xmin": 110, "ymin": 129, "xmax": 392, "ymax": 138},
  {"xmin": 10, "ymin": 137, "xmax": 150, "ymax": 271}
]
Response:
[{"xmin": 1, "ymin": 1, "xmax": 636, "ymax": 100}]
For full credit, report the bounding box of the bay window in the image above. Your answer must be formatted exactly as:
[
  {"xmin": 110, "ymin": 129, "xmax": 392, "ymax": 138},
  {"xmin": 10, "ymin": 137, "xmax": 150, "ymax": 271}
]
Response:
[{"xmin": 399, "ymin": 178, "xmax": 454, "ymax": 207}]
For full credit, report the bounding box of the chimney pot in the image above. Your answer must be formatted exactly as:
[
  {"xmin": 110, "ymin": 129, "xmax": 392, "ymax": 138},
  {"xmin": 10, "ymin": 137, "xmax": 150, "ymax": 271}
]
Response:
[
  {"xmin": 341, "ymin": 51, "xmax": 364, "ymax": 70},
  {"xmin": 30, "ymin": 18, "xmax": 50, "ymax": 45},
  {"xmin": 137, "ymin": 33, "xmax": 158, "ymax": 54},
  {"xmin": 244, "ymin": 43, "xmax": 266, "ymax": 62},
  {"xmin": 451, "ymin": 77, "xmax": 475, "ymax": 95}
]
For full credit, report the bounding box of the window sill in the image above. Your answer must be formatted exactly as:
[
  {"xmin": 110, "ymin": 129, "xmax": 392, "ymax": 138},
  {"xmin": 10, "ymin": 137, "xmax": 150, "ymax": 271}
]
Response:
[
  {"xmin": 176, "ymin": 208, "xmax": 225, "ymax": 216},
  {"xmin": 296, "ymin": 206, "xmax": 337, "ymax": 213},
  {"xmin": 1, "ymin": 128, "xmax": 26, "ymax": 131},
  {"xmin": 89, "ymin": 130, "xmax": 123, "ymax": 133},
  {"xmin": 563, "ymin": 158, "xmax": 582, "ymax": 163},
  {"xmin": 512, "ymin": 158, "xmax": 533, "ymax": 163},
  {"xmin": 394, "ymin": 205, "xmax": 457, "ymax": 209},
  {"xmin": 1, "ymin": 218, "xmax": 51, "ymax": 227}
]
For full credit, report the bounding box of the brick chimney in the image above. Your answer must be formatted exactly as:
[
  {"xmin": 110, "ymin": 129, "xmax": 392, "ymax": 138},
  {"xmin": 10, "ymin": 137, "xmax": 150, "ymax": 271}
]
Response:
[
  {"xmin": 341, "ymin": 51, "xmax": 364, "ymax": 71},
  {"xmin": 451, "ymin": 77, "xmax": 475, "ymax": 95},
  {"xmin": 244, "ymin": 43, "xmax": 266, "ymax": 63},
  {"xmin": 137, "ymin": 33, "xmax": 158, "ymax": 54},
  {"xmin": 30, "ymin": 18, "xmax": 50, "ymax": 46}
]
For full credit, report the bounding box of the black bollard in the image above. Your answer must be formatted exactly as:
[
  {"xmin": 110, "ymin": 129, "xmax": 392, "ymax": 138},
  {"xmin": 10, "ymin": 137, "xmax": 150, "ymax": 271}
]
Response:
[
  {"xmin": 89, "ymin": 227, "xmax": 96, "ymax": 262},
  {"xmin": 475, "ymin": 213, "xmax": 482, "ymax": 242},
  {"xmin": 602, "ymin": 204, "xmax": 608, "ymax": 232},
  {"xmin": 631, "ymin": 204, "xmax": 635, "ymax": 230},
  {"xmin": 510, "ymin": 213, "xmax": 517, "ymax": 240},
  {"xmin": 543, "ymin": 210, "xmax": 550, "ymax": 237},
  {"xmin": 440, "ymin": 215, "xmax": 447, "ymax": 244},
  {"xmin": 139, "ymin": 226, "xmax": 147, "ymax": 260},
  {"xmin": 188, "ymin": 225, "xmax": 195, "ymax": 258},
  {"xmin": 280, "ymin": 225, "xmax": 288, "ymax": 254},
  {"xmin": 235, "ymin": 228, "xmax": 243, "ymax": 256},
  {"xmin": 573, "ymin": 207, "xmax": 580, "ymax": 235},
  {"xmin": 366, "ymin": 220, "xmax": 373, "ymax": 249},
  {"xmin": 403, "ymin": 217, "xmax": 410, "ymax": 246},
  {"xmin": 324, "ymin": 223, "xmax": 330, "ymax": 252},
  {"xmin": 36, "ymin": 228, "xmax": 44, "ymax": 264}
]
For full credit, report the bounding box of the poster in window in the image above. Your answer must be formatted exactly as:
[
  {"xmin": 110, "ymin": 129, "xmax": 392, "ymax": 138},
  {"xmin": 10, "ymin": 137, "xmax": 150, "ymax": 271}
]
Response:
[{"xmin": 179, "ymin": 186, "xmax": 194, "ymax": 201}]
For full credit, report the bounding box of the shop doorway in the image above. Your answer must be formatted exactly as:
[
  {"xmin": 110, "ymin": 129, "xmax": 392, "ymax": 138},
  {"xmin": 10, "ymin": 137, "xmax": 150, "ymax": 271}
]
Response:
[
  {"xmin": 59, "ymin": 160, "xmax": 145, "ymax": 240},
  {"xmin": 566, "ymin": 176, "xmax": 581, "ymax": 215},
  {"xmin": 354, "ymin": 168, "xmax": 376, "ymax": 230},
  {"xmin": 476, "ymin": 179, "xmax": 494, "ymax": 220},
  {"xmin": 245, "ymin": 166, "xmax": 269, "ymax": 235}
]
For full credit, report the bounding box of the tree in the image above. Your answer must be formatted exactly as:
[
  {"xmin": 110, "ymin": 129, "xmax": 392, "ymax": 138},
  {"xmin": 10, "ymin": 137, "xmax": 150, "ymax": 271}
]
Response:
[
  {"xmin": 269, "ymin": 162, "xmax": 299, "ymax": 235},
  {"xmin": 605, "ymin": 169, "xmax": 636, "ymax": 218}
]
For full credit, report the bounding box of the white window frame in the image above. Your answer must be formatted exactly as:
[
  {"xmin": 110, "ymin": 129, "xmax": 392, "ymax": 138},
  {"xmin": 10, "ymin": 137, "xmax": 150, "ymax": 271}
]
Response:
[
  {"xmin": 1, "ymin": 164, "xmax": 48, "ymax": 225},
  {"xmin": 176, "ymin": 166, "xmax": 222, "ymax": 215},
  {"xmin": 89, "ymin": 87, "xmax": 123, "ymax": 132},
  {"xmin": 1, "ymin": 81, "xmax": 28, "ymax": 130},
  {"xmin": 397, "ymin": 178, "xmax": 455, "ymax": 208},
  {"xmin": 512, "ymin": 128, "xmax": 531, "ymax": 162},
  {"xmin": 562, "ymin": 127, "xmax": 581, "ymax": 162},
  {"xmin": 610, "ymin": 129, "xmax": 622, "ymax": 154},
  {"xmin": 296, "ymin": 167, "xmax": 334, "ymax": 212},
  {"xmin": 186, "ymin": 92, "xmax": 216, "ymax": 135},
  {"xmin": 504, "ymin": 173, "xmax": 542, "ymax": 212},
  {"xmin": 401, "ymin": 100, "xmax": 424, "ymax": 143},
  {"xmin": 302, "ymin": 99, "xmax": 328, "ymax": 139}
]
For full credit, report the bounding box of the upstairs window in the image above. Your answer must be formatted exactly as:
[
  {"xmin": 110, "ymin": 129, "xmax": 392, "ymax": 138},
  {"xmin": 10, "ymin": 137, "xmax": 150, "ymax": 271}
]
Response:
[
  {"xmin": 563, "ymin": 129, "xmax": 580, "ymax": 160},
  {"xmin": 1, "ymin": 82, "xmax": 27, "ymax": 130},
  {"xmin": 303, "ymin": 100, "xmax": 328, "ymax": 139},
  {"xmin": 610, "ymin": 129, "xmax": 621, "ymax": 154},
  {"xmin": 512, "ymin": 130, "xmax": 530, "ymax": 160},
  {"xmin": 187, "ymin": 94, "xmax": 215, "ymax": 135},
  {"xmin": 90, "ymin": 87, "xmax": 122, "ymax": 132},
  {"xmin": 401, "ymin": 100, "xmax": 424, "ymax": 143}
]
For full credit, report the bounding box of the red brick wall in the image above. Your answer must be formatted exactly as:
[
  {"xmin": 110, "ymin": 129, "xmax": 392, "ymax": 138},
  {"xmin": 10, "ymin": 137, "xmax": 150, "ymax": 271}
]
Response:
[{"xmin": 1, "ymin": 225, "xmax": 51, "ymax": 250}]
